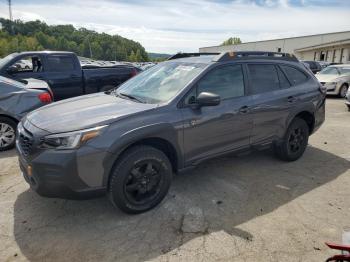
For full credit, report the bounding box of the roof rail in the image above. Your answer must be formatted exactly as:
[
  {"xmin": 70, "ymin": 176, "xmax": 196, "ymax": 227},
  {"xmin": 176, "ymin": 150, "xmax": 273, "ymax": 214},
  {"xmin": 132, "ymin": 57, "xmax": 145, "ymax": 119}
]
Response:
[
  {"xmin": 167, "ymin": 52, "xmax": 220, "ymax": 60},
  {"xmin": 213, "ymin": 51, "xmax": 299, "ymax": 62}
]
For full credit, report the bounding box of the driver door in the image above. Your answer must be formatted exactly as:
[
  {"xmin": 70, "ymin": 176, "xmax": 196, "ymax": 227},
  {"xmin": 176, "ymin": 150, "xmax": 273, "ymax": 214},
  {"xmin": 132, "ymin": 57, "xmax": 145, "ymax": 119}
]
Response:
[{"xmin": 180, "ymin": 64, "xmax": 253, "ymax": 165}]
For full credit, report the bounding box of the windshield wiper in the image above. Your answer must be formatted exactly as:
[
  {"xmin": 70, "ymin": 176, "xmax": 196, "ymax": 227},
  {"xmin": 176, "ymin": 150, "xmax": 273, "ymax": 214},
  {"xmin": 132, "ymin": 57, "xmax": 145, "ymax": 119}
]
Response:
[{"xmin": 117, "ymin": 92, "xmax": 145, "ymax": 103}]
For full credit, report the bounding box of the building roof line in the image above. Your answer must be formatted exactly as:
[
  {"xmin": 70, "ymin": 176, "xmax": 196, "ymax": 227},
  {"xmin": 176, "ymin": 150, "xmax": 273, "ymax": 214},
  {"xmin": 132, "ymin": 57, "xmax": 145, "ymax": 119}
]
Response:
[
  {"xmin": 200, "ymin": 30, "xmax": 350, "ymax": 49},
  {"xmin": 295, "ymin": 38, "xmax": 350, "ymax": 52}
]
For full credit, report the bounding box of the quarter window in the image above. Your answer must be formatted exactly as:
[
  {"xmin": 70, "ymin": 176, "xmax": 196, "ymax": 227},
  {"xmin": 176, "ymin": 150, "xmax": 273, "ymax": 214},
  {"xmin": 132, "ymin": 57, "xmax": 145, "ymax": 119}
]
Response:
[
  {"xmin": 196, "ymin": 65, "xmax": 245, "ymax": 100},
  {"xmin": 277, "ymin": 67, "xmax": 291, "ymax": 89},
  {"xmin": 281, "ymin": 65, "xmax": 308, "ymax": 86},
  {"xmin": 247, "ymin": 64, "xmax": 280, "ymax": 94}
]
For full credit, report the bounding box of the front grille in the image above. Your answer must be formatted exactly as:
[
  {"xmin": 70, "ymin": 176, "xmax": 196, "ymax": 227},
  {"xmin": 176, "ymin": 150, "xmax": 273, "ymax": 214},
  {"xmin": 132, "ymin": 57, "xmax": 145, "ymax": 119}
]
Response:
[
  {"xmin": 320, "ymin": 82, "xmax": 325, "ymax": 85},
  {"xmin": 18, "ymin": 128, "xmax": 34, "ymax": 157}
]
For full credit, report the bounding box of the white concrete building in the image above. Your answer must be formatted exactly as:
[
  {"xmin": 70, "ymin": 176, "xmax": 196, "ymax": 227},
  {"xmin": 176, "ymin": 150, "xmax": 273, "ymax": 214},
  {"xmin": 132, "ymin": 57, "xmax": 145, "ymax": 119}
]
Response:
[{"xmin": 199, "ymin": 31, "xmax": 350, "ymax": 63}]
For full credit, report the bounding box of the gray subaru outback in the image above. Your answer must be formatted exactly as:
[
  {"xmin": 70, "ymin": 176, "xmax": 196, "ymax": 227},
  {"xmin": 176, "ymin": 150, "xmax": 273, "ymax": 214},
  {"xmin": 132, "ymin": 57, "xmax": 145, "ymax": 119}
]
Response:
[{"xmin": 16, "ymin": 52, "xmax": 326, "ymax": 214}]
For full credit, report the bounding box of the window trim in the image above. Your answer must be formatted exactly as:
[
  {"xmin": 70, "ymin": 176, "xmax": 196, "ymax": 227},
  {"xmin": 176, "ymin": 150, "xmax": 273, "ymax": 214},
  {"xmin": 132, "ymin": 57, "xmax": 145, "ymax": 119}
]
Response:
[
  {"xmin": 279, "ymin": 64, "xmax": 309, "ymax": 87},
  {"xmin": 179, "ymin": 63, "xmax": 247, "ymax": 108}
]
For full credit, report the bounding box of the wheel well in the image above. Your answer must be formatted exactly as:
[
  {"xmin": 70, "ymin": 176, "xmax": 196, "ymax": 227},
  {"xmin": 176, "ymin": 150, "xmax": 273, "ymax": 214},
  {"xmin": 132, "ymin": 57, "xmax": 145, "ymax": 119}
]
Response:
[
  {"xmin": 0, "ymin": 114, "xmax": 19, "ymax": 124},
  {"xmin": 122, "ymin": 137, "xmax": 178, "ymax": 173},
  {"xmin": 294, "ymin": 111, "xmax": 315, "ymax": 134}
]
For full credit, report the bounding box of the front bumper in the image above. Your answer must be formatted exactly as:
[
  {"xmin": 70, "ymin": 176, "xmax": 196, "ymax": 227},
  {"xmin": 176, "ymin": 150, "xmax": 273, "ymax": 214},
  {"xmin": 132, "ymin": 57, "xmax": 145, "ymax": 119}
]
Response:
[{"xmin": 16, "ymin": 122, "xmax": 111, "ymax": 199}]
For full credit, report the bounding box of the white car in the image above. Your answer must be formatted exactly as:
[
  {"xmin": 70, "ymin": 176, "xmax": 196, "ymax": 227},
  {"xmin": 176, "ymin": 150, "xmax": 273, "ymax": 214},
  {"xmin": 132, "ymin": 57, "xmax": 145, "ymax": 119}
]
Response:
[{"xmin": 316, "ymin": 64, "xmax": 350, "ymax": 98}]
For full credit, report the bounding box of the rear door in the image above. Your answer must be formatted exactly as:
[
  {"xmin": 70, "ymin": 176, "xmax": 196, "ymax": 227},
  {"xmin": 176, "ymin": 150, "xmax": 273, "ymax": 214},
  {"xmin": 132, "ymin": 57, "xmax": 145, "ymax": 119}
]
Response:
[
  {"xmin": 180, "ymin": 64, "xmax": 254, "ymax": 165},
  {"xmin": 45, "ymin": 54, "xmax": 83, "ymax": 100},
  {"xmin": 246, "ymin": 63, "xmax": 295, "ymax": 145}
]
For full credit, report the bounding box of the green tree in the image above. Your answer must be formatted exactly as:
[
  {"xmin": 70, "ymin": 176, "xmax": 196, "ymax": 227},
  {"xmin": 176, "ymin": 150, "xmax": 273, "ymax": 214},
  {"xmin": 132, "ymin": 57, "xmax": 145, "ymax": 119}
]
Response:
[
  {"xmin": 0, "ymin": 17, "xmax": 149, "ymax": 61},
  {"xmin": 221, "ymin": 37, "xmax": 242, "ymax": 46}
]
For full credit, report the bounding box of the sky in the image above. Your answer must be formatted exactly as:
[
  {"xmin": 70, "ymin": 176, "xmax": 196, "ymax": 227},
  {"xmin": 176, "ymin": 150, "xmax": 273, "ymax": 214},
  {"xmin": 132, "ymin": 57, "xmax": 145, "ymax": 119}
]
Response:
[{"xmin": 0, "ymin": 0, "xmax": 349, "ymax": 54}]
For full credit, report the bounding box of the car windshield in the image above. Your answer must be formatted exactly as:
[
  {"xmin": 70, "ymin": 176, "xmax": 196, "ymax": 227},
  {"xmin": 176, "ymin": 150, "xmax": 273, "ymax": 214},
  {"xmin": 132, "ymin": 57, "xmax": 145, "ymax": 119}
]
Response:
[
  {"xmin": 116, "ymin": 62, "xmax": 206, "ymax": 104},
  {"xmin": 319, "ymin": 67, "xmax": 339, "ymax": 75},
  {"xmin": 0, "ymin": 53, "xmax": 18, "ymax": 68}
]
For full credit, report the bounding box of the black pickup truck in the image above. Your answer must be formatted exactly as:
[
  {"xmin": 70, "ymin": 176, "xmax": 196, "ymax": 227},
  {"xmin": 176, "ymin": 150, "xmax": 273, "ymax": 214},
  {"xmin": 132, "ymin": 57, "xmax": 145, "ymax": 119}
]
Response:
[{"xmin": 0, "ymin": 51, "xmax": 140, "ymax": 100}]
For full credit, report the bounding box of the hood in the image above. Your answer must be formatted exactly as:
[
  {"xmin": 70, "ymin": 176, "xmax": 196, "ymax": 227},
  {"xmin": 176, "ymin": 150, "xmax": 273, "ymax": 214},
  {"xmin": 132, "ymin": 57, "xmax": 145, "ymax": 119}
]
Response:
[
  {"xmin": 316, "ymin": 74, "xmax": 339, "ymax": 83},
  {"xmin": 26, "ymin": 92, "xmax": 158, "ymax": 133}
]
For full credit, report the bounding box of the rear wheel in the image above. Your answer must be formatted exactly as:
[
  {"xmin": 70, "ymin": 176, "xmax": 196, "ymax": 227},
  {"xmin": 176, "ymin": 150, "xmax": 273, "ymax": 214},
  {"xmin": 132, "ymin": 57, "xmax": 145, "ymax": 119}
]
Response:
[
  {"xmin": 108, "ymin": 146, "xmax": 172, "ymax": 214},
  {"xmin": 274, "ymin": 118, "xmax": 309, "ymax": 161},
  {"xmin": 339, "ymin": 84, "xmax": 348, "ymax": 98},
  {"xmin": 0, "ymin": 117, "xmax": 17, "ymax": 151}
]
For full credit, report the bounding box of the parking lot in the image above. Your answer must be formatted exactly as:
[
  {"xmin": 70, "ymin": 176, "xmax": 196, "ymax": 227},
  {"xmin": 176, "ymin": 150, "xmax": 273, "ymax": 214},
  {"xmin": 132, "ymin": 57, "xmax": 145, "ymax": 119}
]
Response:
[{"xmin": 0, "ymin": 98, "xmax": 349, "ymax": 262}]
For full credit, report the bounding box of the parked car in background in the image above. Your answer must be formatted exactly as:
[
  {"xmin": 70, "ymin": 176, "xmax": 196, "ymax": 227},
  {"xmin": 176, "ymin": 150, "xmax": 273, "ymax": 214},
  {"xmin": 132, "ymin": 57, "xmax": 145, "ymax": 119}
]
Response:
[
  {"xmin": 14, "ymin": 59, "xmax": 32, "ymax": 70},
  {"xmin": 16, "ymin": 51, "xmax": 325, "ymax": 214},
  {"xmin": 302, "ymin": 60, "xmax": 322, "ymax": 74},
  {"xmin": 317, "ymin": 61, "xmax": 331, "ymax": 69},
  {"xmin": 0, "ymin": 76, "xmax": 52, "ymax": 151},
  {"xmin": 316, "ymin": 64, "xmax": 350, "ymax": 98},
  {"xmin": 0, "ymin": 51, "xmax": 140, "ymax": 101}
]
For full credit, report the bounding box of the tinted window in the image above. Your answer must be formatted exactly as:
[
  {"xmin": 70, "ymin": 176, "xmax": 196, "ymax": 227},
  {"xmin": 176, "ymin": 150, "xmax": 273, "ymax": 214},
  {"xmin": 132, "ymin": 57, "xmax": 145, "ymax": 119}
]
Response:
[
  {"xmin": 47, "ymin": 56, "xmax": 75, "ymax": 72},
  {"xmin": 281, "ymin": 65, "xmax": 308, "ymax": 86},
  {"xmin": 277, "ymin": 67, "xmax": 291, "ymax": 89},
  {"xmin": 248, "ymin": 64, "xmax": 279, "ymax": 94},
  {"xmin": 197, "ymin": 65, "xmax": 244, "ymax": 100}
]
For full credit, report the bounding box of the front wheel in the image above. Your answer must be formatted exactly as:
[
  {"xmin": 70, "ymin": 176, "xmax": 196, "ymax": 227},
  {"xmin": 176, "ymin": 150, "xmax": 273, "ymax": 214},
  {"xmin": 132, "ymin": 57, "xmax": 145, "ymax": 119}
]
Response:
[
  {"xmin": 274, "ymin": 118, "xmax": 309, "ymax": 162},
  {"xmin": 0, "ymin": 117, "xmax": 17, "ymax": 151},
  {"xmin": 108, "ymin": 146, "xmax": 173, "ymax": 214},
  {"xmin": 339, "ymin": 84, "xmax": 348, "ymax": 98}
]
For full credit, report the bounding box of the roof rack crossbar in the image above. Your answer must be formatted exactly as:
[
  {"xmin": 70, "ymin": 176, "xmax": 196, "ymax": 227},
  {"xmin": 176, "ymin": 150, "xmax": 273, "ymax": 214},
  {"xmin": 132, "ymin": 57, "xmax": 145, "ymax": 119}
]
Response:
[
  {"xmin": 213, "ymin": 51, "xmax": 298, "ymax": 62},
  {"xmin": 167, "ymin": 52, "xmax": 220, "ymax": 60}
]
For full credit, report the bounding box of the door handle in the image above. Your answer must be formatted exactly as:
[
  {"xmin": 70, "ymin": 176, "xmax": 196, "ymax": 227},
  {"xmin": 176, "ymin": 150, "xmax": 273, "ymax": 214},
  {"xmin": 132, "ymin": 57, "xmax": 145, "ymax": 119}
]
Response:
[
  {"xmin": 239, "ymin": 106, "xmax": 250, "ymax": 114},
  {"xmin": 287, "ymin": 96, "xmax": 296, "ymax": 103}
]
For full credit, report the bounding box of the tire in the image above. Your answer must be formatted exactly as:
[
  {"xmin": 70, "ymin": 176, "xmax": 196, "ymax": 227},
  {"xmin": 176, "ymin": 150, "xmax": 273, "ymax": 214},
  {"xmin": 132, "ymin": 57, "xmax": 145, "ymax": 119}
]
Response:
[
  {"xmin": 339, "ymin": 84, "xmax": 348, "ymax": 98},
  {"xmin": 274, "ymin": 118, "xmax": 309, "ymax": 162},
  {"xmin": 0, "ymin": 117, "xmax": 17, "ymax": 151},
  {"xmin": 108, "ymin": 145, "xmax": 173, "ymax": 214}
]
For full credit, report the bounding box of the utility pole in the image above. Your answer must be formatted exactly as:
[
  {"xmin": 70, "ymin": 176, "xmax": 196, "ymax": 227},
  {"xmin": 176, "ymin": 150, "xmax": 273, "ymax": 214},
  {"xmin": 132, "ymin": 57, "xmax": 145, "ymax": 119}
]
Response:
[
  {"xmin": 87, "ymin": 35, "xmax": 93, "ymax": 58},
  {"xmin": 8, "ymin": 0, "xmax": 13, "ymax": 22}
]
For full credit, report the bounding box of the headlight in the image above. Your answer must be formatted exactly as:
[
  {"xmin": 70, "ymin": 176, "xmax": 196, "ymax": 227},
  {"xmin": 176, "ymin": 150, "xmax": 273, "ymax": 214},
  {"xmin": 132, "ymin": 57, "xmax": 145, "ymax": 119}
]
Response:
[{"xmin": 41, "ymin": 125, "xmax": 107, "ymax": 150}]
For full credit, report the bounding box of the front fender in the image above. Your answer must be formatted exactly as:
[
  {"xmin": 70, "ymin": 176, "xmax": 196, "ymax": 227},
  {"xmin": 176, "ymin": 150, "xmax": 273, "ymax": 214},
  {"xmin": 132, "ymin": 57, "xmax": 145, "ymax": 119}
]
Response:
[{"xmin": 101, "ymin": 122, "xmax": 183, "ymax": 186}]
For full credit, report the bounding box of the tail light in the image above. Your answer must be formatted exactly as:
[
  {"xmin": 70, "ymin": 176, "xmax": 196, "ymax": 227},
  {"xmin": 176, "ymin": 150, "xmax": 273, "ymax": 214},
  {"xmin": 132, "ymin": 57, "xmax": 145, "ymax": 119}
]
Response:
[
  {"xmin": 130, "ymin": 68, "xmax": 138, "ymax": 77},
  {"xmin": 38, "ymin": 92, "xmax": 52, "ymax": 103}
]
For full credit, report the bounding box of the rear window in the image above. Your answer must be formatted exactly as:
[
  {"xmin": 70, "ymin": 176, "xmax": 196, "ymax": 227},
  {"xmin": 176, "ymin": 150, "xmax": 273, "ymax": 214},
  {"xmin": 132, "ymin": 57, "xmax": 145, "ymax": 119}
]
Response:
[
  {"xmin": 281, "ymin": 65, "xmax": 308, "ymax": 86},
  {"xmin": 47, "ymin": 56, "xmax": 75, "ymax": 72},
  {"xmin": 248, "ymin": 64, "xmax": 279, "ymax": 94}
]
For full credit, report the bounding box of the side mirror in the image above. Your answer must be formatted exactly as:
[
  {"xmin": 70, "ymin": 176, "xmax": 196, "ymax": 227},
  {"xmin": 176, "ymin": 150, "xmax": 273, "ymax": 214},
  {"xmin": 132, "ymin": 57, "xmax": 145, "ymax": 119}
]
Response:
[
  {"xmin": 196, "ymin": 92, "xmax": 220, "ymax": 107},
  {"xmin": 6, "ymin": 65, "xmax": 18, "ymax": 74}
]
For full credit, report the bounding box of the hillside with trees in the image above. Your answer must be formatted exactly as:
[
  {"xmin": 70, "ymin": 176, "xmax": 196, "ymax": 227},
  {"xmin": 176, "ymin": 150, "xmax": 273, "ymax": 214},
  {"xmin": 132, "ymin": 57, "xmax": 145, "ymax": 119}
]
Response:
[{"xmin": 0, "ymin": 18, "xmax": 148, "ymax": 62}]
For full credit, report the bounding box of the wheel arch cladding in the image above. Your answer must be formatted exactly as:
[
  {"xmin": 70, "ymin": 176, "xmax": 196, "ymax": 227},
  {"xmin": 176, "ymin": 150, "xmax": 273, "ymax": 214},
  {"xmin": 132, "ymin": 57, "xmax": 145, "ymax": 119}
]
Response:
[
  {"xmin": 103, "ymin": 123, "xmax": 183, "ymax": 187},
  {"xmin": 294, "ymin": 111, "xmax": 315, "ymax": 134}
]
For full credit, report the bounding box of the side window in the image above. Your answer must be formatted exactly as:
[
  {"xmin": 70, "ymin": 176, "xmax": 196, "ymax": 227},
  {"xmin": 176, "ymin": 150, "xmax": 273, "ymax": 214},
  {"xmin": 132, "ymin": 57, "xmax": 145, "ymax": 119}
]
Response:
[
  {"xmin": 277, "ymin": 67, "xmax": 291, "ymax": 89},
  {"xmin": 47, "ymin": 56, "xmax": 75, "ymax": 72},
  {"xmin": 281, "ymin": 65, "xmax": 308, "ymax": 86},
  {"xmin": 196, "ymin": 65, "xmax": 245, "ymax": 100},
  {"xmin": 9, "ymin": 56, "xmax": 43, "ymax": 73},
  {"xmin": 247, "ymin": 64, "xmax": 279, "ymax": 94}
]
